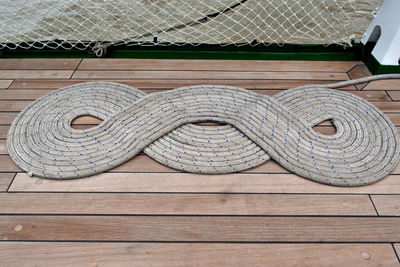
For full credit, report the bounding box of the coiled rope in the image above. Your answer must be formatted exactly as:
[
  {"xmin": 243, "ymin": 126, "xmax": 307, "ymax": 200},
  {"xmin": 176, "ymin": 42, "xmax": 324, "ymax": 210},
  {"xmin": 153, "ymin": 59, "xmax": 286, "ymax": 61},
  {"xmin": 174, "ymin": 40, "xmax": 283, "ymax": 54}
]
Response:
[{"xmin": 7, "ymin": 74, "xmax": 400, "ymax": 186}]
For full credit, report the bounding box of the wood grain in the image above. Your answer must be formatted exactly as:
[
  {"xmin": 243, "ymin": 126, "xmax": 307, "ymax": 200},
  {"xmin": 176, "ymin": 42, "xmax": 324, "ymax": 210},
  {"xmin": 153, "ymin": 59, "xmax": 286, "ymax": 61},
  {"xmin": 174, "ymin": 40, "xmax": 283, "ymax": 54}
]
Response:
[
  {"xmin": 78, "ymin": 59, "xmax": 360, "ymax": 72},
  {"xmin": 0, "ymin": 113, "xmax": 17, "ymax": 124},
  {"xmin": 0, "ymin": 80, "xmax": 13, "ymax": 89},
  {"xmin": 72, "ymin": 70, "xmax": 349, "ymax": 80},
  {"xmin": 1, "ymin": 215, "xmax": 400, "ymax": 242},
  {"xmin": 0, "ymin": 59, "xmax": 81, "ymax": 70},
  {"xmin": 0, "ymin": 173, "xmax": 15, "ymax": 191},
  {"xmin": 394, "ymin": 244, "xmax": 400, "ymax": 262},
  {"xmin": 9, "ymin": 172, "xmax": 400, "ymax": 194},
  {"xmin": 363, "ymin": 80, "xmax": 400, "ymax": 90},
  {"xmin": 387, "ymin": 91, "xmax": 400, "ymax": 101},
  {"xmin": 1, "ymin": 58, "xmax": 400, "ymax": 266},
  {"xmin": 347, "ymin": 64, "xmax": 371, "ymax": 90},
  {"xmin": 0, "ymin": 70, "xmax": 73, "ymax": 79},
  {"xmin": 0, "ymin": 126, "xmax": 9, "ymax": 139},
  {"xmin": 0, "ymin": 140, "xmax": 7, "ymax": 154},
  {"xmin": 0, "ymin": 193, "xmax": 376, "ymax": 215},
  {"xmin": 0, "ymin": 101, "xmax": 31, "ymax": 111},
  {"xmin": 372, "ymin": 102, "xmax": 400, "ymax": 112},
  {"xmin": 370, "ymin": 195, "xmax": 400, "ymax": 216},
  {"xmin": 0, "ymin": 243, "xmax": 397, "ymax": 266}
]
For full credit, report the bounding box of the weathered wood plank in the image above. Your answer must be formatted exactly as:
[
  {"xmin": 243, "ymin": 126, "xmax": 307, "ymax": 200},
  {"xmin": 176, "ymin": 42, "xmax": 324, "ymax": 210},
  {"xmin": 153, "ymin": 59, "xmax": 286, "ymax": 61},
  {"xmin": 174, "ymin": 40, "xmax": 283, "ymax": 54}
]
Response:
[
  {"xmin": 387, "ymin": 91, "xmax": 400, "ymax": 101},
  {"xmin": 78, "ymin": 59, "xmax": 361, "ymax": 72},
  {"xmin": 9, "ymin": 172, "xmax": 400, "ymax": 194},
  {"xmin": 9, "ymin": 79, "xmax": 357, "ymax": 90},
  {"xmin": 372, "ymin": 102, "xmax": 400, "ymax": 112},
  {"xmin": 394, "ymin": 244, "xmax": 400, "ymax": 262},
  {"xmin": 0, "ymin": 59, "xmax": 81, "ymax": 70},
  {"xmin": 0, "ymin": 80, "xmax": 13, "ymax": 89},
  {"xmin": 387, "ymin": 114, "xmax": 400, "ymax": 126},
  {"xmin": 0, "ymin": 70, "xmax": 73, "ymax": 79},
  {"xmin": 0, "ymin": 173, "xmax": 14, "ymax": 191},
  {"xmin": 0, "ymin": 101, "xmax": 31, "ymax": 111},
  {"xmin": 370, "ymin": 195, "xmax": 400, "ymax": 216},
  {"xmin": 1, "ymin": 216, "xmax": 400, "ymax": 242},
  {"xmin": 363, "ymin": 80, "xmax": 400, "ymax": 91},
  {"xmin": 347, "ymin": 64, "xmax": 371, "ymax": 90},
  {"xmin": 0, "ymin": 243, "xmax": 397, "ymax": 266},
  {"xmin": 0, "ymin": 140, "xmax": 7, "ymax": 154},
  {"xmin": 0, "ymin": 113, "xmax": 17, "ymax": 124},
  {"xmin": 0, "ymin": 193, "xmax": 376, "ymax": 216},
  {"xmin": 72, "ymin": 70, "xmax": 349, "ymax": 80},
  {"xmin": 352, "ymin": 91, "xmax": 391, "ymax": 102},
  {"xmin": 0, "ymin": 126, "xmax": 9, "ymax": 139},
  {"xmin": 0, "ymin": 90, "xmax": 50, "ymax": 99}
]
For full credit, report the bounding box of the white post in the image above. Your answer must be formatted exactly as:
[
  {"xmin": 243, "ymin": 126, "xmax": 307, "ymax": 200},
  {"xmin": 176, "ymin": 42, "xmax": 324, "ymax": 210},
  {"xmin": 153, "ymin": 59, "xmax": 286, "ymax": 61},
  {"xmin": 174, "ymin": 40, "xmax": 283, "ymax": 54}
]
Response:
[{"xmin": 361, "ymin": 0, "xmax": 400, "ymax": 66}]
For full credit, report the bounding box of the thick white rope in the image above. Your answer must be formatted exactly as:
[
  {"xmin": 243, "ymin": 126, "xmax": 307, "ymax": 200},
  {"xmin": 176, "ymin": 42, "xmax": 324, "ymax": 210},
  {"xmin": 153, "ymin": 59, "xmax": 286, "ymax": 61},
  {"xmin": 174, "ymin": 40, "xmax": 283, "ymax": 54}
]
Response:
[{"xmin": 6, "ymin": 74, "xmax": 400, "ymax": 186}]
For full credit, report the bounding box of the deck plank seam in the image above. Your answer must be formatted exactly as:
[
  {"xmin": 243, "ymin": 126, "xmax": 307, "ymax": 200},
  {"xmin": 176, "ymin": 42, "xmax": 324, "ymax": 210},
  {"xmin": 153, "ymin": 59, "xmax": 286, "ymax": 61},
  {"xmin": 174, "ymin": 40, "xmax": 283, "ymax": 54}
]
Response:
[
  {"xmin": 368, "ymin": 194, "xmax": 380, "ymax": 216},
  {"xmin": 5, "ymin": 173, "xmax": 16, "ymax": 192},
  {"xmin": 392, "ymin": 243, "xmax": 400, "ymax": 263},
  {"xmin": 386, "ymin": 90, "xmax": 395, "ymax": 101},
  {"xmin": 69, "ymin": 58, "xmax": 83, "ymax": 80}
]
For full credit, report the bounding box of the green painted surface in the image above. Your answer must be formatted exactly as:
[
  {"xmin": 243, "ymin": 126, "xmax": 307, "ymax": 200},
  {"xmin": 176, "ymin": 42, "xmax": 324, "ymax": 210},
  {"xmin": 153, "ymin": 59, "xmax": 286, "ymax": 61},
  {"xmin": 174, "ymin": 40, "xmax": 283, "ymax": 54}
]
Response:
[
  {"xmin": 0, "ymin": 43, "xmax": 360, "ymax": 61},
  {"xmin": 0, "ymin": 42, "xmax": 399, "ymax": 74}
]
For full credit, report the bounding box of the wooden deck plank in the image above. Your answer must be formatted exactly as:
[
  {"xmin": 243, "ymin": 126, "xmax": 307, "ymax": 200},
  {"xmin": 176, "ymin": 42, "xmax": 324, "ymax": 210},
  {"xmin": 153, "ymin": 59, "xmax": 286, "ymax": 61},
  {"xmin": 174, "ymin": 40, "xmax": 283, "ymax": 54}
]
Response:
[
  {"xmin": 0, "ymin": 70, "xmax": 73, "ymax": 79},
  {"xmin": 0, "ymin": 126, "xmax": 9, "ymax": 139},
  {"xmin": 387, "ymin": 114, "xmax": 400, "ymax": 126},
  {"xmin": 1, "ymin": 215, "xmax": 400, "ymax": 242},
  {"xmin": 0, "ymin": 113, "xmax": 17, "ymax": 124},
  {"xmin": 0, "ymin": 173, "xmax": 15, "ymax": 191},
  {"xmin": 370, "ymin": 195, "xmax": 400, "ymax": 216},
  {"xmin": 363, "ymin": 80, "xmax": 400, "ymax": 91},
  {"xmin": 1, "ymin": 58, "xmax": 400, "ymax": 266},
  {"xmin": 394, "ymin": 244, "xmax": 400, "ymax": 262},
  {"xmin": 352, "ymin": 91, "xmax": 391, "ymax": 102},
  {"xmin": 0, "ymin": 155, "xmax": 18, "ymax": 171},
  {"xmin": 9, "ymin": 79, "xmax": 357, "ymax": 90},
  {"xmin": 0, "ymin": 59, "xmax": 81, "ymax": 70},
  {"xmin": 0, "ymin": 140, "xmax": 7, "ymax": 154},
  {"xmin": 0, "ymin": 193, "xmax": 376, "ymax": 216},
  {"xmin": 387, "ymin": 91, "xmax": 400, "ymax": 101},
  {"xmin": 78, "ymin": 59, "xmax": 361, "ymax": 72},
  {"xmin": 0, "ymin": 80, "xmax": 13, "ymax": 89},
  {"xmin": 72, "ymin": 70, "xmax": 349, "ymax": 80},
  {"xmin": 0, "ymin": 243, "xmax": 397, "ymax": 266},
  {"xmin": 9, "ymin": 173, "xmax": 400, "ymax": 194},
  {"xmin": 0, "ymin": 101, "xmax": 31, "ymax": 111},
  {"xmin": 347, "ymin": 64, "xmax": 371, "ymax": 90},
  {"xmin": 369, "ymin": 102, "xmax": 400, "ymax": 112}
]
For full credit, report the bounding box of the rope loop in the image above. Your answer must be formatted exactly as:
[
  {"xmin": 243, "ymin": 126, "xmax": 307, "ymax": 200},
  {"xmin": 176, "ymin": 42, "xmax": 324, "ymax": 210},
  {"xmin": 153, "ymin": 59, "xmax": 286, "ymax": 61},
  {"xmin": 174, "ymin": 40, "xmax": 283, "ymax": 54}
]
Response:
[{"xmin": 6, "ymin": 75, "xmax": 400, "ymax": 186}]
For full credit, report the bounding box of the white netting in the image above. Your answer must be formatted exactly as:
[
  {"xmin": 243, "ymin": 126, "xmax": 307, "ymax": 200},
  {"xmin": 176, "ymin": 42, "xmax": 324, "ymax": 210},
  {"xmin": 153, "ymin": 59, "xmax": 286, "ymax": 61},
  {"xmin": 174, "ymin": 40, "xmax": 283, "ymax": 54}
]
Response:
[{"xmin": 0, "ymin": 0, "xmax": 381, "ymax": 50}]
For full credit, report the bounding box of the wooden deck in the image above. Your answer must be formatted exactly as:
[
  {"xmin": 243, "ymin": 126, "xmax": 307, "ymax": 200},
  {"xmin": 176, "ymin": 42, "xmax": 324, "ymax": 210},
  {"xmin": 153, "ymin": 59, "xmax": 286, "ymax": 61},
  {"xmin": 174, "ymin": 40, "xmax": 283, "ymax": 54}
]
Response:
[{"xmin": 0, "ymin": 58, "xmax": 400, "ymax": 266}]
